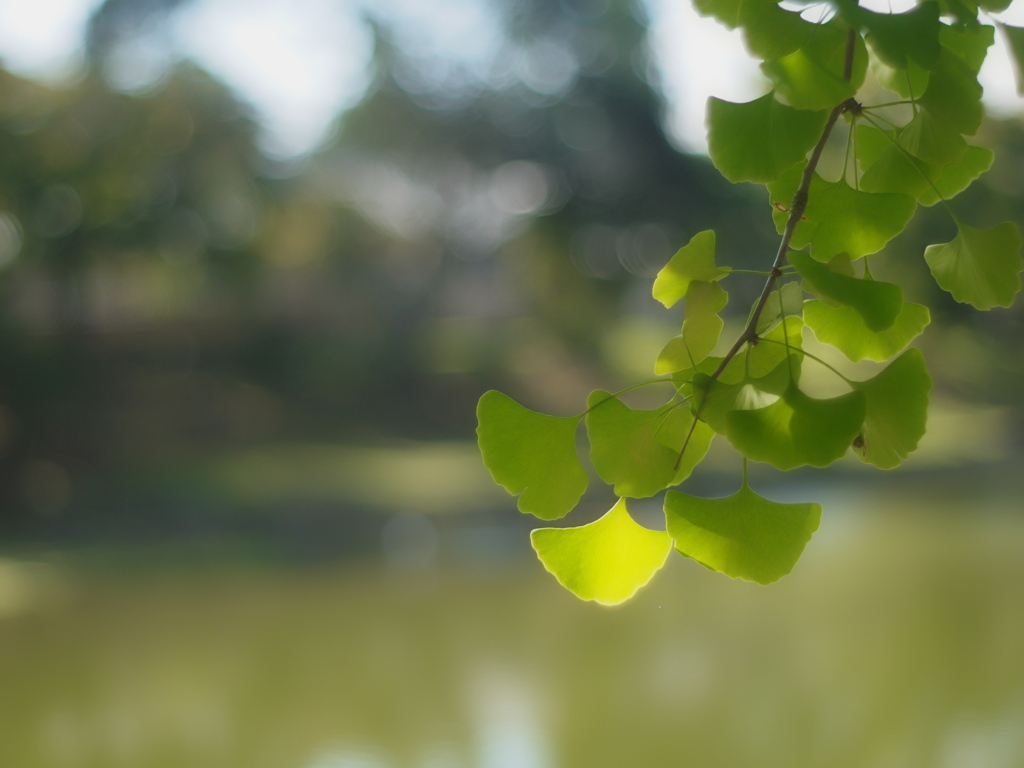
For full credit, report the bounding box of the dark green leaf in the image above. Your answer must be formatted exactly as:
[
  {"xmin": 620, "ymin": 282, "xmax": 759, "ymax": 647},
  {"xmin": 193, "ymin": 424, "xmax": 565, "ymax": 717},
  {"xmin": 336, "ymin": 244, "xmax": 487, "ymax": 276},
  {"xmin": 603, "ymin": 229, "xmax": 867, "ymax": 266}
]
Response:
[
  {"xmin": 665, "ymin": 484, "xmax": 821, "ymax": 584},
  {"xmin": 532, "ymin": 498, "xmax": 672, "ymax": 605},
  {"xmin": 940, "ymin": 23, "xmax": 994, "ymax": 73},
  {"xmin": 919, "ymin": 47, "xmax": 983, "ymax": 136},
  {"xmin": 477, "ymin": 391, "xmax": 587, "ymax": 520},
  {"xmin": 789, "ymin": 251, "xmax": 903, "ymax": 331},
  {"xmin": 857, "ymin": 3, "xmax": 941, "ymax": 69}
]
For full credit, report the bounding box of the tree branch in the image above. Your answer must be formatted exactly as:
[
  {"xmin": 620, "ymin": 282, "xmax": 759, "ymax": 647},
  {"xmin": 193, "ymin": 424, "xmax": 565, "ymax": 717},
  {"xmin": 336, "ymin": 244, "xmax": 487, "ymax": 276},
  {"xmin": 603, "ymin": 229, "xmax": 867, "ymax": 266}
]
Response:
[{"xmin": 675, "ymin": 29, "xmax": 859, "ymax": 469}]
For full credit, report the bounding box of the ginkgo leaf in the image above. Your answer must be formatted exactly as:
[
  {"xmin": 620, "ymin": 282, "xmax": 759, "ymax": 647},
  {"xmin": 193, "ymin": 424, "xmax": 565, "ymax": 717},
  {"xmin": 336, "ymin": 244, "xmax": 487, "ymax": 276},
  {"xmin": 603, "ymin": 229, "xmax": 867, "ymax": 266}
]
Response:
[
  {"xmin": 978, "ymin": 0, "xmax": 1012, "ymax": 13},
  {"xmin": 477, "ymin": 391, "xmax": 587, "ymax": 520},
  {"xmin": 899, "ymin": 110, "xmax": 968, "ymax": 166},
  {"xmin": 856, "ymin": 125, "xmax": 993, "ymax": 205},
  {"xmin": 941, "ymin": 23, "xmax": 994, "ymax": 73},
  {"xmin": 586, "ymin": 391, "xmax": 710, "ymax": 497},
  {"xmin": 851, "ymin": 349, "xmax": 931, "ymax": 469},
  {"xmin": 531, "ymin": 498, "xmax": 672, "ymax": 605},
  {"xmin": 789, "ymin": 251, "xmax": 903, "ymax": 332},
  {"xmin": 762, "ymin": 22, "xmax": 868, "ymax": 111},
  {"xmin": 750, "ymin": 316, "xmax": 804, "ymax": 376},
  {"xmin": 726, "ymin": 382, "xmax": 866, "ymax": 470},
  {"xmin": 707, "ymin": 92, "xmax": 828, "ymax": 184},
  {"xmin": 653, "ymin": 406, "xmax": 717, "ymax": 479},
  {"xmin": 919, "ymin": 48, "xmax": 983, "ymax": 136},
  {"xmin": 1002, "ymin": 23, "xmax": 1024, "ymax": 95},
  {"xmin": 741, "ymin": 2, "xmax": 818, "ymax": 60},
  {"xmin": 872, "ymin": 56, "xmax": 929, "ymax": 99},
  {"xmin": 924, "ymin": 221, "xmax": 1023, "ymax": 309},
  {"xmin": 856, "ymin": 2, "xmax": 941, "ymax": 70},
  {"xmin": 693, "ymin": 358, "xmax": 797, "ymax": 434},
  {"xmin": 653, "ymin": 230, "xmax": 726, "ymax": 308},
  {"xmin": 769, "ymin": 167, "xmax": 917, "ymax": 261},
  {"xmin": 804, "ymin": 299, "xmax": 930, "ymax": 361},
  {"xmin": 655, "ymin": 280, "xmax": 728, "ymax": 373},
  {"xmin": 665, "ymin": 484, "xmax": 821, "ymax": 585}
]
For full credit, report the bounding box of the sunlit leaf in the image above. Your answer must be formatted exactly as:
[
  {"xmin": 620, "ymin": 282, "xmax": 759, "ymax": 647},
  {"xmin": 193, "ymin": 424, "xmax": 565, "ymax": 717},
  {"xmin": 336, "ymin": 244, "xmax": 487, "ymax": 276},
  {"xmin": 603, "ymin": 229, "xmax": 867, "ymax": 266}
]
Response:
[
  {"xmin": 924, "ymin": 221, "xmax": 1023, "ymax": 309},
  {"xmin": 789, "ymin": 251, "xmax": 903, "ymax": 331},
  {"xmin": 769, "ymin": 166, "xmax": 917, "ymax": 261},
  {"xmin": 653, "ymin": 230, "xmax": 726, "ymax": 308},
  {"xmin": 707, "ymin": 92, "xmax": 828, "ymax": 184},
  {"xmin": 804, "ymin": 299, "xmax": 930, "ymax": 361},
  {"xmin": 750, "ymin": 316, "xmax": 804, "ymax": 376},
  {"xmin": 726, "ymin": 382, "xmax": 866, "ymax": 469},
  {"xmin": 856, "ymin": 124, "xmax": 992, "ymax": 204},
  {"xmin": 856, "ymin": 3, "xmax": 941, "ymax": 69},
  {"xmin": 665, "ymin": 484, "xmax": 821, "ymax": 584},
  {"xmin": 477, "ymin": 391, "xmax": 587, "ymax": 520},
  {"xmin": 762, "ymin": 22, "xmax": 868, "ymax": 111},
  {"xmin": 531, "ymin": 498, "xmax": 672, "ymax": 605},
  {"xmin": 586, "ymin": 391, "xmax": 710, "ymax": 497},
  {"xmin": 655, "ymin": 280, "xmax": 728, "ymax": 373},
  {"xmin": 851, "ymin": 349, "xmax": 931, "ymax": 469}
]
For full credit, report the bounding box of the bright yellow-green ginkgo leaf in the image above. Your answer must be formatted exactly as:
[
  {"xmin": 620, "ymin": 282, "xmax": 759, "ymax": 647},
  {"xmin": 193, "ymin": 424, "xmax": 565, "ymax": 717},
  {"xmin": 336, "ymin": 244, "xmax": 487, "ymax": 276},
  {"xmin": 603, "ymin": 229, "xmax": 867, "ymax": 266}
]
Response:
[
  {"xmin": 754, "ymin": 280, "xmax": 805, "ymax": 333},
  {"xmin": 726, "ymin": 382, "xmax": 866, "ymax": 470},
  {"xmin": 851, "ymin": 349, "xmax": 931, "ymax": 469},
  {"xmin": 586, "ymin": 391, "xmax": 711, "ymax": 497},
  {"xmin": 531, "ymin": 498, "xmax": 672, "ymax": 605},
  {"xmin": 804, "ymin": 299, "xmax": 930, "ymax": 361},
  {"xmin": 789, "ymin": 251, "xmax": 903, "ymax": 332},
  {"xmin": 924, "ymin": 221, "xmax": 1023, "ymax": 309},
  {"xmin": 665, "ymin": 484, "xmax": 821, "ymax": 585},
  {"xmin": 692, "ymin": 357, "xmax": 797, "ymax": 435},
  {"xmin": 769, "ymin": 167, "xmax": 917, "ymax": 261},
  {"xmin": 652, "ymin": 230, "xmax": 726, "ymax": 308},
  {"xmin": 761, "ymin": 22, "xmax": 867, "ymax": 111},
  {"xmin": 707, "ymin": 92, "xmax": 828, "ymax": 184},
  {"xmin": 477, "ymin": 391, "xmax": 587, "ymax": 520},
  {"xmin": 655, "ymin": 280, "xmax": 728, "ymax": 372}
]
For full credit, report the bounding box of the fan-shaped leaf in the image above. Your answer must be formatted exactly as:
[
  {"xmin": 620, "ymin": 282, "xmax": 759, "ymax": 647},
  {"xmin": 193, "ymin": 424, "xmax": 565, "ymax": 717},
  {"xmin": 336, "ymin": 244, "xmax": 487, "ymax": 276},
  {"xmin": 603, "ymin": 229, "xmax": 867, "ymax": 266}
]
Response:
[
  {"xmin": 653, "ymin": 230, "xmax": 726, "ymax": 308},
  {"xmin": 851, "ymin": 348, "xmax": 931, "ymax": 469},
  {"xmin": 789, "ymin": 251, "xmax": 903, "ymax": 331},
  {"xmin": 477, "ymin": 391, "xmax": 587, "ymax": 520},
  {"xmin": 586, "ymin": 391, "xmax": 711, "ymax": 497},
  {"xmin": 941, "ymin": 23, "xmax": 994, "ymax": 73},
  {"xmin": 924, "ymin": 221, "xmax": 1023, "ymax": 309},
  {"xmin": 655, "ymin": 280, "xmax": 728, "ymax": 373},
  {"xmin": 1002, "ymin": 23, "xmax": 1024, "ymax": 95},
  {"xmin": 707, "ymin": 92, "xmax": 828, "ymax": 184},
  {"xmin": 857, "ymin": 2, "xmax": 941, "ymax": 69},
  {"xmin": 726, "ymin": 382, "xmax": 866, "ymax": 469},
  {"xmin": 804, "ymin": 299, "xmax": 930, "ymax": 361},
  {"xmin": 919, "ymin": 48, "xmax": 983, "ymax": 136},
  {"xmin": 762, "ymin": 22, "xmax": 868, "ymax": 111},
  {"xmin": 531, "ymin": 498, "xmax": 672, "ymax": 605},
  {"xmin": 665, "ymin": 484, "xmax": 821, "ymax": 584},
  {"xmin": 769, "ymin": 167, "xmax": 917, "ymax": 261},
  {"xmin": 899, "ymin": 110, "xmax": 968, "ymax": 166}
]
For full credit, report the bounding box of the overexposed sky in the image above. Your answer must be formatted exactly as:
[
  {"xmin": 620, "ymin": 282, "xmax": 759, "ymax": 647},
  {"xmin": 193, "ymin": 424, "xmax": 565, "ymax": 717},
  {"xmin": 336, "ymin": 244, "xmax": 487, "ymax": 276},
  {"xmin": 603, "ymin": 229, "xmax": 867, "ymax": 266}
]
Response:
[{"xmin": 0, "ymin": 0, "xmax": 1021, "ymax": 157}]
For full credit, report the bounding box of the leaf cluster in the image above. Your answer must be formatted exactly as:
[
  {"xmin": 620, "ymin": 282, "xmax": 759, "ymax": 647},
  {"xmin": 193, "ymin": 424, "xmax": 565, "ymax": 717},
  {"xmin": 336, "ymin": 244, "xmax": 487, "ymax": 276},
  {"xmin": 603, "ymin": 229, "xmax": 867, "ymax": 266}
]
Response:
[{"xmin": 476, "ymin": 0, "xmax": 1023, "ymax": 604}]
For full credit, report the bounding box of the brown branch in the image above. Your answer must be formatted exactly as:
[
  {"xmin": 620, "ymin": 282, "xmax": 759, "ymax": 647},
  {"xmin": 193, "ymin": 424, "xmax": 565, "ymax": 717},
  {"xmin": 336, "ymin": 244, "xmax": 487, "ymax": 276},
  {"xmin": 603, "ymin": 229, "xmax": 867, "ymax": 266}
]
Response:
[{"xmin": 674, "ymin": 29, "xmax": 859, "ymax": 470}]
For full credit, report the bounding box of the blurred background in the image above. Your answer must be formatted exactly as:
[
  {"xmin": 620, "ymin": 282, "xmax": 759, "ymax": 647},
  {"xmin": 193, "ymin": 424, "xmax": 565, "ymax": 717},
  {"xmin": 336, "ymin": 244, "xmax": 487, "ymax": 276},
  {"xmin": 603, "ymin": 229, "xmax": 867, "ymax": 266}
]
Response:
[{"xmin": 0, "ymin": 0, "xmax": 1023, "ymax": 766}]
